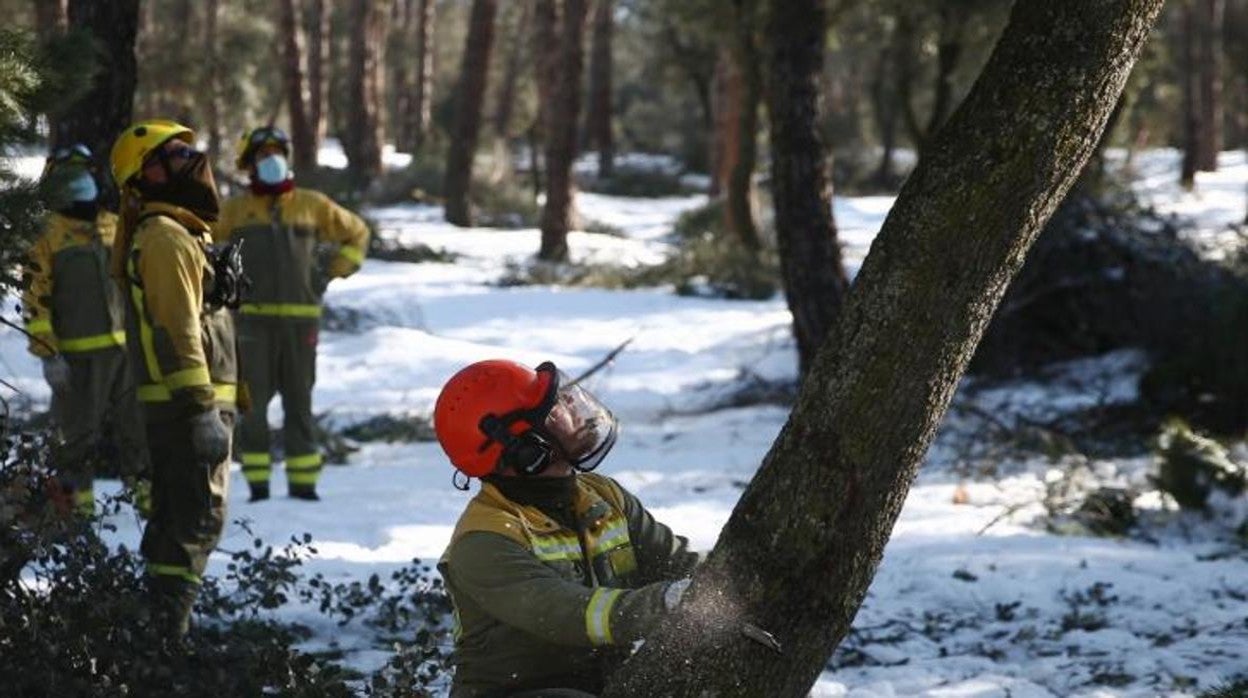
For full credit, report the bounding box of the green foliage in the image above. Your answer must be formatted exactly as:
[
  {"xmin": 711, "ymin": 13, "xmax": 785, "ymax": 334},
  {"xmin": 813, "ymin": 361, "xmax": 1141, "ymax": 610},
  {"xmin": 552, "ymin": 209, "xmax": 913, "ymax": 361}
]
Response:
[
  {"xmin": 1152, "ymin": 419, "xmax": 1246, "ymax": 511},
  {"xmin": 582, "ymin": 164, "xmax": 699, "ymax": 198},
  {"xmin": 372, "ymin": 150, "xmax": 541, "ymax": 228},
  {"xmin": 1201, "ymin": 680, "xmax": 1248, "ymax": 698}
]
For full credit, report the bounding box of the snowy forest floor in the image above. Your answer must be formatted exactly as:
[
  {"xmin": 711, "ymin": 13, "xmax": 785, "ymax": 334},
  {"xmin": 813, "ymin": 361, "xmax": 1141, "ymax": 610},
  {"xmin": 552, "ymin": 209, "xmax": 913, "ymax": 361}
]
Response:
[{"xmin": 2, "ymin": 148, "xmax": 1247, "ymax": 697}]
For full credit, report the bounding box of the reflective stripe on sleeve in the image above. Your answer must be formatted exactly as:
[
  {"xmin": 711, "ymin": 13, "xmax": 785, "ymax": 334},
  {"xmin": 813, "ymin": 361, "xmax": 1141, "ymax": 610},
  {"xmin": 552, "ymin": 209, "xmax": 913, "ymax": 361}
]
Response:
[
  {"xmin": 584, "ymin": 588, "xmax": 623, "ymax": 646},
  {"xmin": 147, "ymin": 562, "xmax": 202, "ymax": 585},
  {"xmin": 165, "ymin": 365, "xmax": 211, "ymax": 390},
  {"xmin": 337, "ymin": 245, "xmax": 365, "ymax": 265},
  {"xmin": 25, "ymin": 318, "xmax": 53, "ymax": 335},
  {"xmin": 240, "ymin": 303, "xmax": 322, "ymax": 318},
  {"xmin": 58, "ymin": 330, "xmax": 126, "ymax": 353}
]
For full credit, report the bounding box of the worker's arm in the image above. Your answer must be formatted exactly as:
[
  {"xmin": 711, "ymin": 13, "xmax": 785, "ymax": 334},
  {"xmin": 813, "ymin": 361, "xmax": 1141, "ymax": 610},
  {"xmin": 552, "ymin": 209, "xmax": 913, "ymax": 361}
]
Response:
[
  {"xmin": 617, "ymin": 481, "xmax": 701, "ymax": 584},
  {"xmin": 445, "ymin": 531, "xmax": 673, "ymax": 648},
  {"xmin": 314, "ymin": 191, "xmax": 370, "ymax": 279},
  {"xmin": 21, "ymin": 229, "xmax": 58, "ymax": 357}
]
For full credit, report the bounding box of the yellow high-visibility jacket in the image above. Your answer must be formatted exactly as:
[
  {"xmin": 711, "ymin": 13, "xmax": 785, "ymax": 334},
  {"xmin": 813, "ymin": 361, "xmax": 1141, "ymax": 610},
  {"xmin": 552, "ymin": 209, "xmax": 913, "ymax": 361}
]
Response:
[
  {"xmin": 122, "ymin": 202, "xmax": 238, "ymax": 418},
  {"xmin": 22, "ymin": 211, "xmax": 126, "ymax": 358},
  {"xmin": 212, "ymin": 188, "xmax": 369, "ymax": 320},
  {"xmin": 439, "ymin": 473, "xmax": 700, "ymax": 697}
]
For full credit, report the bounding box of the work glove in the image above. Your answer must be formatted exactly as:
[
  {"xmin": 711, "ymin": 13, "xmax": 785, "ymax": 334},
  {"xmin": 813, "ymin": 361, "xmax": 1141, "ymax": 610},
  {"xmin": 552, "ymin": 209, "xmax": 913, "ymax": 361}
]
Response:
[
  {"xmin": 663, "ymin": 578, "xmax": 691, "ymax": 612},
  {"xmin": 327, "ymin": 253, "xmax": 359, "ymax": 280},
  {"xmin": 42, "ymin": 355, "xmax": 71, "ymax": 393},
  {"xmin": 190, "ymin": 408, "xmax": 231, "ymax": 467}
]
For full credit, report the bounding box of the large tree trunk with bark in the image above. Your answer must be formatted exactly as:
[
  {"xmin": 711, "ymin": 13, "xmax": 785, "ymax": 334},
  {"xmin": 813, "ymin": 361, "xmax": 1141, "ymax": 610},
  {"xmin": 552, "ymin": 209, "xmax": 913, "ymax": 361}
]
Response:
[
  {"xmin": 395, "ymin": 0, "xmax": 436, "ymax": 153},
  {"xmin": 723, "ymin": 0, "xmax": 762, "ymax": 252},
  {"xmin": 343, "ymin": 0, "xmax": 384, "ymax": 188},
  {"xmin": 55, "ymin": 0, "xmax": 140, "ymax": 208},
  {"xmin": 601, "ymin": 1, "xmax": 1163, "ymax": 696},
  {"xmin": 444, "ymin": 0, "xmax": 498, "ymax": 227},
  {"xmin": 281, "ymin": 0, "xmax": 317, "ymax": 174},
  {"xmin": 763, "ymin": 0, "xmax": 847, "ymax": 378},
  {"xmin": 307, "ymin": 0, "xmax": 329, "ymax": 148},
  {"xmin": 1196, "ymin": 0, "xmax": 1223, "ymax": 171},
  {"xmin": 584, "ymin": 0, "xmax": 615, "ymax": 178},
  {"xmin": 1181, "ymin": 0, "xmax": 1200, "ymax": 189},
  {"xmin": 537, "ymin": 0, "xmax": 590, "ymax": 261}
]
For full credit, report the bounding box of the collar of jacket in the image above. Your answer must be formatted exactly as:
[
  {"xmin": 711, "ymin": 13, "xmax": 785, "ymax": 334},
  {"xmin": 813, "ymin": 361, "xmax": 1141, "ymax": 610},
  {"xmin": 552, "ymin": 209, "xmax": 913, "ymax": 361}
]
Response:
[
  {"xmin": 477, "ymin": 476, "xmax": 614, "ymax": 536},
  {"xmin": 140, "ymin": 201, "xmax": 212, "ymax": 237},
  {"xmin": 50, "ymin": 211, "xmax": 98, "ymax": 237}
]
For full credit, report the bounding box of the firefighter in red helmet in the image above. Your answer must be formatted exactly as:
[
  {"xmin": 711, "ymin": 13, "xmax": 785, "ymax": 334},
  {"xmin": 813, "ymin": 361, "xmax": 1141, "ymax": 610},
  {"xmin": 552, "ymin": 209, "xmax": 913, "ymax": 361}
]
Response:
[{"xmin": 434, "ymin": 359, "xmax": 699, "ymax": 697}]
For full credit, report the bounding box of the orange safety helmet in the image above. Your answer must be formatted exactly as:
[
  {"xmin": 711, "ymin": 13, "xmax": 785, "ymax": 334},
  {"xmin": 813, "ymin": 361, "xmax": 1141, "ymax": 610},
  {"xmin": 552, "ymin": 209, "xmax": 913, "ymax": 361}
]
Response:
[{"xmin": 434, "ymin": 359, "xmax": 618, "ymax": 479}]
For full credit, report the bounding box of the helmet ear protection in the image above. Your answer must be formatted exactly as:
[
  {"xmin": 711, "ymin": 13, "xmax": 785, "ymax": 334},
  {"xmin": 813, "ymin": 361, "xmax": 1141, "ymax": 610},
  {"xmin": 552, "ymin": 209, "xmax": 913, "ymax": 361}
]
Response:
[{"xmin": 478, "ymin": 414, "xmax": 557, "ymax": 476}]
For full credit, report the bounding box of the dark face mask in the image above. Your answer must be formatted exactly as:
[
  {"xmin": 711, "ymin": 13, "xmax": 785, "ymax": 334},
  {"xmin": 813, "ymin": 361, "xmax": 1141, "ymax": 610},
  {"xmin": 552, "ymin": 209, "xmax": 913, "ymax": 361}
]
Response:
[{"xmin": 138, "ymin": 150, "xmax": 221, "ymax": 222}]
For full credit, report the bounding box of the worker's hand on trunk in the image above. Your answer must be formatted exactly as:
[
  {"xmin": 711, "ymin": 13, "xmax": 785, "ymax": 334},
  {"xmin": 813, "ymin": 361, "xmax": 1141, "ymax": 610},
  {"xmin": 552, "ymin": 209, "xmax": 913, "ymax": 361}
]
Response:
[{"xmin": 663, "ymin": 578, "xmax": 691, "ymax": 612}]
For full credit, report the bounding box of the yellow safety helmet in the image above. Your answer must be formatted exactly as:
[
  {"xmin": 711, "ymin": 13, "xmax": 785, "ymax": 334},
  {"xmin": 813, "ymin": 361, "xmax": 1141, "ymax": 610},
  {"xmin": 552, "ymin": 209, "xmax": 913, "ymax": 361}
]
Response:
[
  {"xmin": 110, "ymin": 119, "xmax": 195, "ymax": 186},
  {"xmin": 235, "ymin": 125, "xmax": 290, "ymax": 171}
]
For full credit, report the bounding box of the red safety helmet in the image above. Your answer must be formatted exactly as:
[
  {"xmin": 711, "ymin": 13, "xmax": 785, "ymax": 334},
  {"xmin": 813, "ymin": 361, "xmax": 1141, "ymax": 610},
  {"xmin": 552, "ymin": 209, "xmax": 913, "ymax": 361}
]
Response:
[{"xmin": 434, "ymin": 359, "xmax": 618, "ymax": 479}]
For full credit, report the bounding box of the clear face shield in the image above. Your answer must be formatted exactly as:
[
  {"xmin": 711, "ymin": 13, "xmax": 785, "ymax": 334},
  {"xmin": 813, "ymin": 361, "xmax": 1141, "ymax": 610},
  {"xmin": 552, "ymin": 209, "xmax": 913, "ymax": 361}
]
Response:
[{"xmin": 540, "ymin": 370, "xmax": 617, "ymax": 472}]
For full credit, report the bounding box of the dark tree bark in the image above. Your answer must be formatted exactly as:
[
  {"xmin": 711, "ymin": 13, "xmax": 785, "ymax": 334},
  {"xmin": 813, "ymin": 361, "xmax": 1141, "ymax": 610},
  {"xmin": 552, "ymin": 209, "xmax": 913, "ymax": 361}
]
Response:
[
  {"xmin": 708, "ymin": 50, "xmax": 736, "ymax": 198},
  {"xmin": 1181, "ymin": 1, "xmax": 1200, "ymax": 189},
  {"xmin": 763, "ymin": 0, "xmax": 847, "ymax": 377},
  {"xmin": 661, "ymin": 22, "xmax": 716, "ymax": 135},
  {"xmin": 307, "ymin": 0, "xmax": 329, "ymax": 148},
  {"xmin": 444, "ymin": 0, "xmax": 498, "ymax": 226},
  {"xmin": 723, "ymin": 0, "xmax": 762, "ymax": 252},
  {"xmin": 584, "ymin": 0, "xmax": 615, "ymax": 178},
  {"xmin": 1196, "ymin": 0, "xmax": 1223, "ymax": 171},
  {"xmin": 602, "ymin": 1, "xmax": 1163, "ymax": 696},
  {"xmin": 537, "ymin": 0, "xmax": 590, "ymax": 261},
  {"xmin": 897, "ymin": 4, "xmax": 972, "ymax": 156},
  {"xmin": 870, "ymin": 39, "xmax": 900, "ymax": 187},
  {"xmin": 55, "ymin": 0, "xmax": 140, "ymax": 208},
  {"xmin": 344, "ymin": 0, "xmax": 383, "ymax": 188},
  {"xmin": 492, "ymin": 0, "xmax": 530, "ymax": 140},
  {"xmin": 33, "ymin": 0, "xmax": 66, "ymax": 39},
  {"xmin": 204, "ymin": 0, "xmax": 223, "ymax": 164},
  {"xmin": 396, "ymin": 0, "xmax": 436, "ymax": 153},
  {"xmin": 281, "ymin": 0, "xmax": 317, "ymax": 173}
]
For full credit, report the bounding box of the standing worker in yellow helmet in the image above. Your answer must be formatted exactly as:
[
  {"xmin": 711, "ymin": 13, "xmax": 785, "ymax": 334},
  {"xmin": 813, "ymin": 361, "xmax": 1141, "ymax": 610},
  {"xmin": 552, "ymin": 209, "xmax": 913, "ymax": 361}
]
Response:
[
  {"xmin": 21, "ymin": 144, "xmax": 148, "ymax": 516},
  {"xmin": 213, "ymin": 126, "xmax": 369, "ymax": 502},
  {"xmin": 110, "ymin": 120, "xmax": 240, "ymax": 637}
]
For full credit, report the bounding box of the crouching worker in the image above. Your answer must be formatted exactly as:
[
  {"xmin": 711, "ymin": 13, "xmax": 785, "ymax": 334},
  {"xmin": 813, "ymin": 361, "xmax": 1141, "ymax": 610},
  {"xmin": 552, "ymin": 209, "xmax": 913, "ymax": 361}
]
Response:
[
  {"xmin": 110, "ymin": 120, "xmax": 240, "ymax": 637},
  {"xmin": 434, "ymin": 359, "xmax": 699, "ymax": 698}
]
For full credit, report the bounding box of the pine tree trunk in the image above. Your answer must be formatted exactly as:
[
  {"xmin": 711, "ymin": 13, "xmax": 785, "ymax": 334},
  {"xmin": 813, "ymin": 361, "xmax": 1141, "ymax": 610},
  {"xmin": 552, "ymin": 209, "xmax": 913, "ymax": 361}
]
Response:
[
  {"xmin": 444, "ymin": 0, "xmax": 498, "ymax": 226},
  {"xmin": 584, "ymin": 0, "xmax": 615, "ymax": 178},
  {"xmin": 708, "ymin": 51, "xmax": 734, "ymax": 198},
  {"xmin": 531, "ymin": 0, "xmax": 559, "ymax": 194},
  {"xmin": 281, "ymin": 0, "xmax": 317, "ymax": 174},
  {"xmin": 1196, "ymin": 0, "xmax": 1223, "ymax": 171},
  {"xmin": 55, "ymin": 0, "xmax": 140, "ymax": 208},
  {"xmin": 1181, "ymin": 0, "xmax": 1200, "ymax": 189},
  {"xmin": 765, "ymin": 0, "xmax": 846, "ymax": 377},
  {"xmin": 870, "ymin": 40, "xmax": 899, "ymax": 187},
  {"xmin": 538, "ymin": 0, "xmax": 590, "ymax": 262},
  {"xmin": 411, "ymin": 0, "xmax": 435, "ymax": 151},
  {"xmin": 307, "ymin": 0, "xmax": 329, "ymax": 149},
  {"xmin": 724, "ymin": 0, "xmax": 762, "ymax": 252},
  {"xmin": 601, "ymin": 1, "xmax": 1163, "ymax": 695},
  {"xmin": 344, "ymin": 0, "xmax": 383, "ymax": 188},
  {"xmin": 492, "ymin": 1, "xmax": 530, "ymax": 140},
  {"xmin": 204, "ymin": 0, "xmax": 223, "ymax": 164},
  {"xmin": 32, "ymin": 0, "xmax": 66, "ymax": 39}
]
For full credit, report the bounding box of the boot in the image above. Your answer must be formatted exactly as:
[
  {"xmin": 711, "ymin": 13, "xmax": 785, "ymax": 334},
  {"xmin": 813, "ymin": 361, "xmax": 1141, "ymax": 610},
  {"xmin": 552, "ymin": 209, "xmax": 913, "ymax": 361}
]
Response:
[
  {"xmin": 248, "ymin": 482, "xmax": 270, "ymax": 502},
  {"xmin": 288, "ymin": 483, "xmax": 319, "ymax": 501}
]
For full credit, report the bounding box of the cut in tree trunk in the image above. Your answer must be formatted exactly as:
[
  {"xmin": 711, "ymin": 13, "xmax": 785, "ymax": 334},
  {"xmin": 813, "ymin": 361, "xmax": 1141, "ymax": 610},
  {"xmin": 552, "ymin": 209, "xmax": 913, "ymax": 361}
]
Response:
[
  {"xmin": 55, "ymin": 0, "xmax": 140, "ymax": 209},
  {"xmin": 1196, "ymin": 0, "xmax": 1223, "ymax": 171},
  {"xmin": 281, "ymin": 0, "xmax": 317, "ymax": 174},
  {"xmin": 538, "ymin": 0, "xmax": 590, "ymax": 262},
  {"xmin": 764, "ymin": 0, "xmax": 847, "ymax": 378},
  {"xmin": 307, "ymin": 0, "xmax": 329, "ymax": 148},
  {"xmin": 584, "ymin": 0, "xmax": 615, "ymax": 178},
  {"xmin": 204, "ymin": 0, "xmax": 223, "ymax": 163},
  {"xmin": 344, "ymin": 0, "xmax": 383, "ymax": 188},
  {"xmin": 724, "ymin": 0, "xmax": 762, "ymax": 253},
  {"xmin": 444, "ymin": 0, "xmax": 498, "ymax": 227},
  {"xmin": 601, "ymin": 1, "xmax": 1163, "ymax": 695}
]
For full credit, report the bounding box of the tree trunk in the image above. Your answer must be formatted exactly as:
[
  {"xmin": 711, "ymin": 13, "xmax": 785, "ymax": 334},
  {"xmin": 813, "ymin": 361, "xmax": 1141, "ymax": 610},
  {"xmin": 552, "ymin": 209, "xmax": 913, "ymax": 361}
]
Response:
[
  {"xmin": 204, "ymin": 0, "xmax": 223, "ymax": 164},
  {"xmin": 492, "ymin": 0, "xmax": 530, "ymax": 140},
  {"xmin": 411, "ymin": 0, "xmax": 435, "ymax": 151},
  {"xmin": 870, "ymin": 40, "xmax": 900, "ymax": 187},
  {"xmin": 307, "ymin": 0, "xmax": 329, "ymax": 149},
  {"xmin": 281, "ymin": 0, "xmax": 317, "ymax": 173},
  {"xmin": 763, "ymin": 0, "xmax": 847, "ymax": 378},
  {"xmin": 395, "ymin": 0, "xmax": 436, "ymax": 153},
  {"xmin": 444, "ymin": 0, "xmax": 498, "ymax": 226},
  {"xmin": 584, "ymin": 0, "xmax": 615, "ymax": 178},
  {"xmin": 1181, "ymin": 0, "xmax": 1200, "ymax": 189},
  {"xmin": 344, "ymin": 0, "xmax": 383, "ymax": 188},
  {"xmin": 531, "ymin": 0, "xmax": 560, "ymax": 185},
  {"xmin": 55, "ymin": 0, "xmax": 140, "ymax": 209},
  {"xmin": 926, "ymin": 4, "xmax": 969, "ymax": 139},
  {"xmin": 538, "ymin": 0, "xmax": 590, "ymax": 262},
  {"xmin": 1196, "ymin": 0, "xmax": 1223, "ymax": 171},
  {"xmin": 602, "ymin": 1, "xmax": 1163, "ymax": 695},
  {"xmin": 33, "ymin": 0, "xmax": 66, "ymax": 39},
  {"xmin": 724, "ymin": 0, "xmax": 762, "ymax": 252}
]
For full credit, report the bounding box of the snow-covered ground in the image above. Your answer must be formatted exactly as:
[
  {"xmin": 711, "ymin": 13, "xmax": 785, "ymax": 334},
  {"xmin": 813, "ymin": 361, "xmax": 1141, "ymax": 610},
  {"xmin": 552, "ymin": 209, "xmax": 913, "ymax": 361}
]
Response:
[{"xmin": 2, "ymin": 149, "xmax": 1247, "ymax": 696}]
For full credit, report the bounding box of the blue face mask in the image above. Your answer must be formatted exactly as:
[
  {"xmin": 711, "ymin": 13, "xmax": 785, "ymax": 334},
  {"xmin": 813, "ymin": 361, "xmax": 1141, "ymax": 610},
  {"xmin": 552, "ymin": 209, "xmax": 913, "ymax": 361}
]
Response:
[
  {"xmin": 255, "ymin": 154, "xmax": 290, "ymax": 185},
  {"xmin": 66, "ymin": 172, "xmax": 98, "ymax": 202}
]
